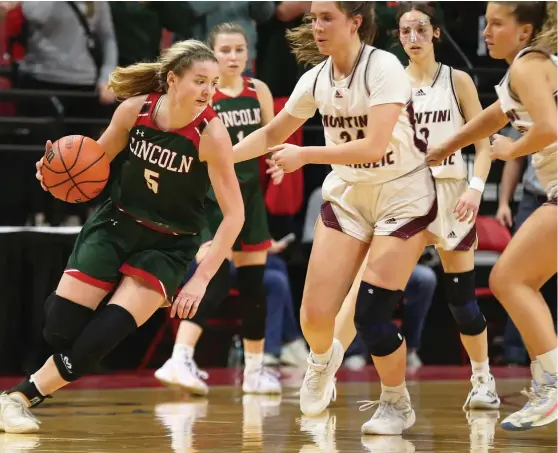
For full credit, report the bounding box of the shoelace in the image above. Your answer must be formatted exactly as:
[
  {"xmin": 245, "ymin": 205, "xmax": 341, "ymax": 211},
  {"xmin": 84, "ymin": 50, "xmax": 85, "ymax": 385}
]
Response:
[
  {"xmin": 358, "ymin": 399, "xmax": 392, "ymax": 420},
  {"xmin": 520, "ymin": 386, "xmax": 538, "ymax": 408},
  {"xmin": 18, "ymin": 404, "xmax": 40, "ymax": 425},
  {"xmin": 304, "ymin": 367, "xmax": 337, "ymax": 402},
  {"xmin": 258, "ymin": 367, "xmax": 280, "ymax": 382},
  {"xmin": 186, "ymin": 360, "xmax": 208, "ymax": 380},
  {"xmin": 305, "ymin": 362, "xmax": 334, "ymax": 393},
  {"xmin": 471, "ymin": 374, "xmax": 496, "ymax": 397},
  {"xmin": 1, "ymin": 396, "xmax": 41, "ymax": 426},
  {"xmin": 531, "ymin": 381, "xmax": 556, "ymax": 406}
]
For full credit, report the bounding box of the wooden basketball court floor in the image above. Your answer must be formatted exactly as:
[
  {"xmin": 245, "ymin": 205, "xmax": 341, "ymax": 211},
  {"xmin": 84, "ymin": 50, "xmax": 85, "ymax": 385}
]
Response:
[{"xmin": 0, "ymin": 366, "xmax": 555, "ymax": 452}]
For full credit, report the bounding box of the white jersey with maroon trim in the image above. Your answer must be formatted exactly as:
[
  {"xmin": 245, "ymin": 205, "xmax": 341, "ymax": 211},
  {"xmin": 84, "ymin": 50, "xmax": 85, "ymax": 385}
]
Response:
[
  {"xmin": 285, "ymin": 44, "xmax": 427, "ymax": 185},
  {"xmin": 495, "ymin": 47, "xmax": 557, "ymax": 196},
  {"xmin": 412, "ymin": 64, "xmax": 467, "ymax": 179}
]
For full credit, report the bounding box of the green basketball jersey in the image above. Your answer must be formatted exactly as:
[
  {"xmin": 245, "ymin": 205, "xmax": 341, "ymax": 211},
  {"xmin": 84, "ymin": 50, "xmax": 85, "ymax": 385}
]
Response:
[
  {"xmin": 212, "ymin": 77, "xmax": 262, "ymax": 185},
  {"xmin": 111, "ymin": 93, "xmax": 217, "ymax": 235}
]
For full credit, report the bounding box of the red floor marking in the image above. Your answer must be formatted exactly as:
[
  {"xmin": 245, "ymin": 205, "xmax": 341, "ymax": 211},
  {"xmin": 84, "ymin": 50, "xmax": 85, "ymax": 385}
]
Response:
[{"xmin": 0, "ymin": 366, "xmax": 531, "ymax": 391}]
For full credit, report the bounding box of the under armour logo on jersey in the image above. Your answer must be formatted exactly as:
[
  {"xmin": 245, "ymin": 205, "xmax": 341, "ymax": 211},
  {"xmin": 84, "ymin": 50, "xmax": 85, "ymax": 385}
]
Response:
[
  {"xmin": 447, "ymin": 231, "xmax": 457, "ymax": 239},
  {"xmin": 368, "ymin": 288, "xmax": 374, "ymax": 294},
  {"xmin": 136, "ymin": 129, "xmax": 144, "ymax": 137},
  {"xmin": 110, "ymin": 219, "xmax": 118, "ymax": 226},
  {"xmin": 416, "ymin": 89, "xmax": 427, "ymax": 96},
  {"xmin": 334, "ymin": 90, "xmax": 343, "ymax": 99},
  {"xmin": 385, "ymin": 218, "xmax": 397, "ymax": 224}
]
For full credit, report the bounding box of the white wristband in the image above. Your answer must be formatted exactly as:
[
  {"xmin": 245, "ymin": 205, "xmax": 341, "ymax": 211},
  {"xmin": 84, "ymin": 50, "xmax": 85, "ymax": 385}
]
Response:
[{"xmin": 469, "ymin": 176, "xmax": 485, "ymax": 194}]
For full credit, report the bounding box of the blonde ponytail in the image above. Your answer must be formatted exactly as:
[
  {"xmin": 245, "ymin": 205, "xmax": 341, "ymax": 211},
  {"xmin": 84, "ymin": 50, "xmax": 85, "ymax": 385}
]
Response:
[
  {"xmin": 108, "ymin": 40, "xmax": 217, "ymax": 100},
  {"xmin": 108, "ymin": 62, "xmax": 161, "ymax": 100},
  {"xmin": 533, "ymin": 2, "xmax": 557, "ymax": 53}
]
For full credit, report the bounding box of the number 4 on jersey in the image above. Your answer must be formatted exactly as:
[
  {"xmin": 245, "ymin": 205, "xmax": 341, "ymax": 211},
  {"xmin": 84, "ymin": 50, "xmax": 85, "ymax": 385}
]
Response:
[{"xmin": 144, "ymin": 169, "xmax": 159, "ymax": 194}]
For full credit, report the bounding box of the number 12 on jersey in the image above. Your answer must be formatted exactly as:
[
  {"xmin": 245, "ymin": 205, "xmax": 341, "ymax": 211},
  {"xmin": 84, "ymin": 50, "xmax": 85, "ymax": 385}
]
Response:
[{"xmin": 144, "ymin": 169, "xmax": 159, "ymax": 194}]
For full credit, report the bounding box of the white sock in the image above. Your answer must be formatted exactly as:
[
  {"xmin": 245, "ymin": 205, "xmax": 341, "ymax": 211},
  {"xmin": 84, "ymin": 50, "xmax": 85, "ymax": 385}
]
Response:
[
  {"xmin": 334, "ymin": 338, "xmax": 346, "ymax": 352},
  {"xmin": 381, "ymin": 380, "xmax": 409, "ymax": 399},
  {"xmin": 172, "ymin": 343, "xmax": 194, "ymax": 362},
  {"xmin": 531, "ymin": 360, "xmax": 546, "ymax": 385},
  {"xmin": 29, "ymin": 374, "xmax": 45, "ymax": 397},
  {"xmin": 471, "ymin": 358, "xmax": 490, "ymax": 375},
  {"xmin": 311, "ymin": 344, "xmax": 333, "ymax": 365},
  {"xmin": 537, "ymin": 348, "xmax": 558, "ymax": 377},
  {"xmin": 244, "ymin": 352, "xmax": 263, "ymax": 373}
]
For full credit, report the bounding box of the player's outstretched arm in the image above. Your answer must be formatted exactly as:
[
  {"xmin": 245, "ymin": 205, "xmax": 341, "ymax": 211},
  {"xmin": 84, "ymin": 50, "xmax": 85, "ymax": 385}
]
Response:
[
  {"xmin": 233, "ymin": 66, "xmax": 318, "ymax": 163},
  {"xmin": 197, "ymin": 118, "xmax": 245, "ymax": 283},
  {"xmin": 232, "ymin": 109, "xmax": 306, "ymax": 163},
  {"xmin": 428, "ymin": 100, "xmax": 508, "ymax": 166},
  {"xmin": 97, "ymin": 95, "xmax": 147, "ymax": 161},
  {"xmin": 282, "ymin": 101, "xmax": 402, "ymax": 166}
]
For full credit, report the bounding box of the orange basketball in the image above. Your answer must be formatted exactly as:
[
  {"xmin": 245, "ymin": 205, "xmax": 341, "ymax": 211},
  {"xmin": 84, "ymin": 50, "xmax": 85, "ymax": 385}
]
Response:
[{"xmin": 41, "ymin": 135, "xmax": 110, "ymax": 203}]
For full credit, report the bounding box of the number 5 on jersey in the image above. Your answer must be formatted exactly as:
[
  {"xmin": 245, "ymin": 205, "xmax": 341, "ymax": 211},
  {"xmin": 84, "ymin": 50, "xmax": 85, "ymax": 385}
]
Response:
[{"xmin": 144, "ymin": 169, "xmax": 159, "ymax": 194}]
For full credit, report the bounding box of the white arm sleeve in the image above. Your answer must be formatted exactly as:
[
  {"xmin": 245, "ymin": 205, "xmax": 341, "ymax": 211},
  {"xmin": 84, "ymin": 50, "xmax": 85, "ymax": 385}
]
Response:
[
  {"xmin": 284, "ymin": 68, "xmax": 318, "ymax": 119},
  {"xmin": 367, "ymin": 52, "xmax": 411, "ymax": 107}
]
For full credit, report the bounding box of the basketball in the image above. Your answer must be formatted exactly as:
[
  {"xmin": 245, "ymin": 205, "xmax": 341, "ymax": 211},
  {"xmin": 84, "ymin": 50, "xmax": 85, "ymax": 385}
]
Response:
[{"xmin": 41, "ymin": 135, "xmax": 110, "ymax": 203}]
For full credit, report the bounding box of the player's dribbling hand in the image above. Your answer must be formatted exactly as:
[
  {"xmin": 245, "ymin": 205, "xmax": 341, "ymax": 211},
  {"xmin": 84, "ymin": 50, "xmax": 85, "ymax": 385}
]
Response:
[
  {"xmin": 454, "ymin": 188, "xmax": 481, "ymax": 223},
  {"xmin": 269, "ymin": 144, "xmax": 306, "ymax": 173},
  {"xmin": 171, "ymin": 275, "xmax": 208, "ymax": 319},
  {"xmin": 490, "ymin": 134, "xmax": 514, "ymax": 161},
  {"xmin": 35, "ymin": 142, "xmax": 50, "ymax": 191},
  {"xmin": 265, "ymin": 158, "xmax": 284, "ymax": 185}
]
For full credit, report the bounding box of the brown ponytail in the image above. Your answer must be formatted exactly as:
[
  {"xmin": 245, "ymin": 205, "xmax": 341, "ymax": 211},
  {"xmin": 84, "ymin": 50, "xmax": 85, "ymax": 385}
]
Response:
[{"xmin": 286, "ymin": 2, "xmax": 376, "ymax": 66}]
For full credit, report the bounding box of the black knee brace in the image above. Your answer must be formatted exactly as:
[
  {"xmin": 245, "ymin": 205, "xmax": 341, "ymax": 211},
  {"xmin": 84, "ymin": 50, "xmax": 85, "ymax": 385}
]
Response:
[
  {"xmin": 53, "ymin": 304, "xmax": 137, "ymax": 382},
  {"xmin": 444, "ymin": 270, "xmax": 486, "ymax": 336},
  {"xmin": 43, "ymin": 293, "xmax": 95, "ymax": 351},
  {"xmin": 237, "ymin": 265, "xmax": 267, "ymax": 341},
  {"xmin": 189, "ymin": 259, "xmax": 231, "ymax": 328},
  {"xmin": 354, "ymin": 282, "xmax": 404, "ymax": 357}
]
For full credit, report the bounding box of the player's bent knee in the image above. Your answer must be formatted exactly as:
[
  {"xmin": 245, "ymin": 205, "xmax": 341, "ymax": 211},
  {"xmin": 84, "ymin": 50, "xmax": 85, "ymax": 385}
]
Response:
[
  {"xmin": 354, "ymin": 282, "xmax": 404, "ymax": 357},
  {"xmin": 52, "ymin": 304, "xmax": 137, "ymax": 382},
  {"xmin": 361, "ymin": 322, "xmax": 404, "ymax": 357},
  {"xmin": 444, "ymin": 271, "xmax": 486, "ymax": 336},
  {"xmin": 488, "ymin": 263, "xmax": 511, "ymax": 299},
  {"xmin": 43, "ymin": 293, "xmax": 95, "ymax": 351}
]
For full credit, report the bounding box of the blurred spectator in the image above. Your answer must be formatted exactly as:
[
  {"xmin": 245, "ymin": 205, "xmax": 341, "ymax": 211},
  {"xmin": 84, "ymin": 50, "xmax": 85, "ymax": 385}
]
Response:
[
  {"xmin": 13, "ymin": 2, "xmax": 118, "ymax": 226},
  {"xmin": 261, "ymin": 239, "xmax": 309, "ymax": 367},
  {"xmin": 17, "ymin": 2, "xmax": 117, "ymax": 109},
  {"xmin": 256, "ymin": 2, "xmax": 309, "ymax": 98},
  {"xmin": 184, "ymin": 2, "xmax": 275, "ymax": 75},
  {"xmin": 344, "ymin": 263, "xmax": 438, "ymax": 371},
  {"xmin": 110, "ymin": 2, "xmax": 197, "ymax": 67},
  {"xmin": 255, "ymin": 2, "xmax": 310, "ymax": 238}
]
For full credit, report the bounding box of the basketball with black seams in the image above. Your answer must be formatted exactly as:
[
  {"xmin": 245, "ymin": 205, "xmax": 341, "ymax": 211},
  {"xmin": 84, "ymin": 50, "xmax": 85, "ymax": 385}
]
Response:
[{"xmin": 41, "ymin": 135, "xmax": 110, "ymax": 203}]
